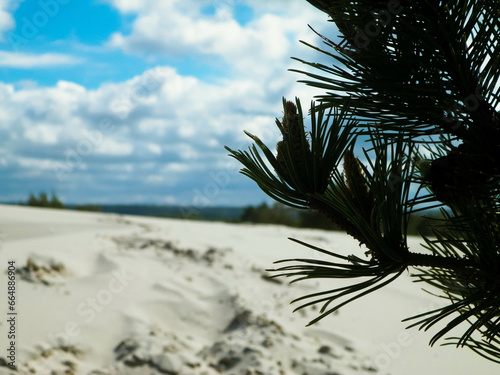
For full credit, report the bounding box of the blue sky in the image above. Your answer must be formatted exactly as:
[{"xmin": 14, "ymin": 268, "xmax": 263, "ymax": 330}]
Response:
[{"xmin": 0, "ymin": 0, "xmax": 334, "ymax": 207}]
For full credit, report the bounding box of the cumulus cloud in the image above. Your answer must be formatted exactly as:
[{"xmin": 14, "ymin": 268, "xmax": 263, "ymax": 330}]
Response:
[
  {"xmin": 105, "ymin": 0, "xmax": 327, "ymax": 78},
  {"xmin": 1, "ymin": 0, "xmax": 337, "ymax": 204},
  {"xmin": 0, "ymin": 66, "xmax": 288, "ymax": 203}
]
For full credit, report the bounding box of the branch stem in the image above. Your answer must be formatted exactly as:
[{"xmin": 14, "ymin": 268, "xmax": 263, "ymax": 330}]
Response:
[{"xmin": 404, "ymin": 252, "xmax": 478, "ymax": 273}]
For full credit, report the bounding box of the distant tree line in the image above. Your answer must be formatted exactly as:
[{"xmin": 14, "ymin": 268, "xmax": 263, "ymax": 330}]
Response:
[
  {"xmin": 74, "ymin": 204, "xmax": 102, "ymax": 212},
  {"xmin": 18, "ymin": 193, "xmax": 438, "ymax": 236},
  {"xmin": 26, "ymin": 192, "xmax": 64, "ymax": 209},
  {"xmin": 22, "ymin": 192, "xmax": 101, "ymax": 212},
  {"xmin": 238, "ymin": 202, "xmax": 439, "ymax": 235},
  {"xmin": 239, "ymin": 202, "xmax": 344, "ymax": 230}
]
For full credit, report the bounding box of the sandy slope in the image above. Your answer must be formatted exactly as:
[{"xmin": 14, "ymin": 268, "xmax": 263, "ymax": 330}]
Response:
[{"xmin": 0, "ymin": 204, "xmax": 497, "ymax": 374}]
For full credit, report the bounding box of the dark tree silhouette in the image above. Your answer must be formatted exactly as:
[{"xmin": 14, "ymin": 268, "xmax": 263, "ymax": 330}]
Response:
[{"xmin": 27, "ymin": 192, "xmax": 64, "ymax": 209}]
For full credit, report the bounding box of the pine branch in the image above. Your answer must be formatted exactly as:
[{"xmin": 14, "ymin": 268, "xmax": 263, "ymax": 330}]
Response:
[
  {"xmin": 404, "ymin": 252, "xmax": 477, "ymax": 271},
  {"xmin": 226, "ymin": 0, "xmax": 500, "ymax": 363}
]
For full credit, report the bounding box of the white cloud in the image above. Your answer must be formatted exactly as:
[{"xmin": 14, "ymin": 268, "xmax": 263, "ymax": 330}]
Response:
[
  {"xmin": 1, "ymin": 1, "xmax": 338, "ymax": 204},
  {"xmin": 0, "ymin": 56, "xmax": 324, "ymax": 202},
  {"xmin": 95, "ymin": 139, "xmax": 134, "ymax": 156},
  {"xmin": 145, "ymin": 174, "xmax": 163, "ymax": 184},
  {"xmin": 17, "ymin": 156, "xmax": 53, "ymax": 170},
  {"xmin": 146, "ymin": 143, "xmax": 162, "ymax": 155},
  {"xmin": 23, "ymin": 124, "xmax": 60, "ymax": 144},
  {"xmin": 0, "ymin": 51, "xmax": 83, "ymax": 68},
  {"xmin": 12, "ymin": 79, "xmax": 38, "ymax": 89},
  {"xmin": 1, "ymin": 65, "xmax": 281, "ymax": 167},
  {"xmin": 105, "ymin": 0, "xmax": 144, "ymax": 13},
  {"xmin": 137, "ymin": 118, "xmax": 169, "ymax": 137},
  {"xmin": 105, "ymin": 0, "xmax": 326, "ymax": 79},
  {"xmin": 0, "ymin": 0, "xmax": 16, "ymax": 41},
  {"xmin": 161, "ymin": 162, "xmax": 189, "ymax": 173}
]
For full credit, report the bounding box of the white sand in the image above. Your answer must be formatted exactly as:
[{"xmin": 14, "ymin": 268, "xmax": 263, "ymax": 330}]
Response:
[{"xmin": 0, "ymin": 204, "xmax": 497, "ymax": 374}]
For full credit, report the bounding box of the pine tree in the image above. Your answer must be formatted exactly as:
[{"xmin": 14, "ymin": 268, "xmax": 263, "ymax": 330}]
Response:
[
  {"xmin": 50, "ymin": 192, "xmax": 64, "ymax": 209},
  {"xmin": 226, "ymin": 0, "xmax": 500, "ymax": 363},
  {"xmin": 26, "ymin": 192, "xmax": 64, "ymax": 209}
]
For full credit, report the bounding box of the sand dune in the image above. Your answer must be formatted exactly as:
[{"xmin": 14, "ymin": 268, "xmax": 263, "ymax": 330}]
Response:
[{"xmin": 0, "ymin": 204, "xmax": 497, "ymax": 374}]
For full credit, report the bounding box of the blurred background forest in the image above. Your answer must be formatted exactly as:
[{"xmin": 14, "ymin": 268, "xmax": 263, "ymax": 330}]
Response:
[{"xmin": 15, "ymin": 191, "xmax": 439, "ymax": 236}]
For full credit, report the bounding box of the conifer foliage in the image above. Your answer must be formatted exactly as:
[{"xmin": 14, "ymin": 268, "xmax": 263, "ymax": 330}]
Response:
[{"xmin": 226, "ymin": 0, "xmax": 500, "ymax": 363}]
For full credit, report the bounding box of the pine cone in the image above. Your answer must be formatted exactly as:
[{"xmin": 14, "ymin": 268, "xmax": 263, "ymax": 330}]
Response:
[
  {"xmin": 275, "ymin": 100, "xmax": 313, "ymax": 189},
  {"xmin": 425, "ymin": 145, "xmax": 492, "ymax": 205}
]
